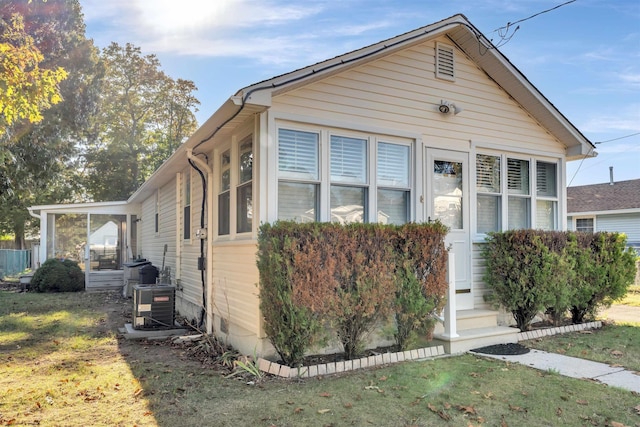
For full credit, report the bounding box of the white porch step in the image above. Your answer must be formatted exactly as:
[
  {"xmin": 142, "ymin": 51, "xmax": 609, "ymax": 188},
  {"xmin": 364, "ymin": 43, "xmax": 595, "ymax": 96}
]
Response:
[
  {"xmin": 433, "ymin": 309, "xmax": 500, "ymax": 335},
  {"xmin": 433, "ymin": 326, "xmax": 520, "ymax": 354}
]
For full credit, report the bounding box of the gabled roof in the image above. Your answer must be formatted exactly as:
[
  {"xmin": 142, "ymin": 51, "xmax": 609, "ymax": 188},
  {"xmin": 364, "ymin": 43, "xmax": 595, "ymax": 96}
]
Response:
[
  {"xmin": 567, "ymin": 179, "xmax": 640, "ymax": 214},
  {"xmin": 129, "ymin": 13, "xmax": 595, "ymax": 204}
]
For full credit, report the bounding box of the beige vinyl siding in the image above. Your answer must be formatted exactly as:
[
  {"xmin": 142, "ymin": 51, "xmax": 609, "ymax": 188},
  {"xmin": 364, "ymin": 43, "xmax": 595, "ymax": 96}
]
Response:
[
  {"xmin": 138, "ymin": 181, "xmax": 176, "ymax": 277},
  {"xmin": 180, "ymin": 168, "xmax": 204, "ymax": 308},
  {"xmin": 272, "ymin": 37, "xmax": 563, "ymax": 155},
  {"xmin": 471, "ymin": 242, "xmax": 491, "ymax": 310},
  {"xmin": 211, "ymin": 241, "xmax": 260, "ymax": 336}
]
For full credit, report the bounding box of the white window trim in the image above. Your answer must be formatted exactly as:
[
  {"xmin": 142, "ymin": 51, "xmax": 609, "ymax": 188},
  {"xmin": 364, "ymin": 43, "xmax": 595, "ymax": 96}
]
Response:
[
  {"xmin": 236, "ymin": 134, "xmax": 254, "ymax": 235},
  {"xmin": 275, "ymin": 122, "xmax": 415, "ymax": 224},
  {"xmin": 574, "ymin": 216, "xmax": 596, "ymax": 233},
  {"xmin": 472, "ymin": 149, "xmax": 562, "ymax": 239}
]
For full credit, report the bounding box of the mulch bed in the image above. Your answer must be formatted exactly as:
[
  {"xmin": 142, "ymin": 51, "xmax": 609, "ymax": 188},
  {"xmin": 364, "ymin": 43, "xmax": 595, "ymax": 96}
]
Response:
[{"xmin": 470, "ymin": 343, "xmax": 530, "ymax": 355}]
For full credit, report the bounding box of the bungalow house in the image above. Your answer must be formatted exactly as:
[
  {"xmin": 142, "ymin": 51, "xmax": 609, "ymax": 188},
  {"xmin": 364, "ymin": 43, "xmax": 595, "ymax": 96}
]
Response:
[
  {"xmin": 29, "ymin": 14, "xmax": 595, "ymax": 356},
  {"xmin": 567, "ymin": 173, "xmax": 640, "ymax": 253}
]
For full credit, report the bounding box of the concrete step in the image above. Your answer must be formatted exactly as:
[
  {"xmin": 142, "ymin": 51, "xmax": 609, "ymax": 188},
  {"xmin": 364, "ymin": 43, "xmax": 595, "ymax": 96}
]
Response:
[
  {"xmin": 433, "ymin": 326, "xmax": 520, "ymax": 355},
  {"xmin": 433, "ymin": 309, "xmax": 500, "ymax": 335}
]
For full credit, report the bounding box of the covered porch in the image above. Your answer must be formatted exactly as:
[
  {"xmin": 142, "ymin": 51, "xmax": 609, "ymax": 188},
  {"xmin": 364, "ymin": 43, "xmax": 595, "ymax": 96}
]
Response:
[{"xmin": 28, "ymin": 202, "xmax": 140, "ymax": 292}]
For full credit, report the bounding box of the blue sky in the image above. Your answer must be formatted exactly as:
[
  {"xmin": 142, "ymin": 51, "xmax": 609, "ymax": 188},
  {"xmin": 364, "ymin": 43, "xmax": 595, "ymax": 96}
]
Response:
[{"xmin": 80, "ymin": 0, "xmax": 639, "ymax": 187}]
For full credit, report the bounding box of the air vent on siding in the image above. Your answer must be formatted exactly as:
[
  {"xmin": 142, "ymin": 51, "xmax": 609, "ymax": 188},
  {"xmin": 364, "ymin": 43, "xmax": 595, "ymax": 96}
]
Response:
[{"xmin": 435, "ymin": 42, "xmax": 455, "ymax": 81}]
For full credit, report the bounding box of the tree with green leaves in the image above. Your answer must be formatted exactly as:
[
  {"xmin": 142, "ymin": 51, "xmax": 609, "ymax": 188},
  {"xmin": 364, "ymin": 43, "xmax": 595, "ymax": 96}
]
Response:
[
  {"xmin": 83, "ymin": 42, "xmax": 199, "ymax": 201},
  {"xmin": 0, "ymin": 0, "xmax": 101, "ymax": 248}
]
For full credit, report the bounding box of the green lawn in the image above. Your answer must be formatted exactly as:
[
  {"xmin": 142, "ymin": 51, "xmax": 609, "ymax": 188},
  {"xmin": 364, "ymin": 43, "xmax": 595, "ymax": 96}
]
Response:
[{"xmin": 1, "ymin": 290, "xmax": 639, "ymax": 427}]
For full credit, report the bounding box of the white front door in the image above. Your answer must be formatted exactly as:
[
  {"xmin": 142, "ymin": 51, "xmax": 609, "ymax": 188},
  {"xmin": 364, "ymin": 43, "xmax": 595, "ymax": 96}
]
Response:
[{"xmin": 425, "ymin": 148, "xmax": 473, "ymax": 310}]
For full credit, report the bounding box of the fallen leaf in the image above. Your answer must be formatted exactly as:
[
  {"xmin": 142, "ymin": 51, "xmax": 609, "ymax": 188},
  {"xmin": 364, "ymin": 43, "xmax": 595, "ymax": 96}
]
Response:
[
  {"xmin": 576, "ymin": 400, "xmax": 588, "ymax": 405},
  {"xmin": 317, "ymin": 409, "xmax": 330, "ymax": 414},
  {"xmin": 379, "ymin": 375, "xmax": 388, "ymax": 381},
  {"xmin": 319, "ymin": 392, "xmax": 332, "ymax": 398},
  {"xmin": 608, "ymin": 422, "xmax": 626, "ymax": 427},
  {"xmin": 610, "ymin": 350, "xmax": 623, "ymax": 357},
  {"xmin": 143, "ymin": 411, "xmax": 153, "ymax": 416},
  {"xmin": 509, "ymin": 404, "xmax": 527, "ymax": 413},
  {"xmin": 133, "ymin": 388, "xmax": 143, "ymax": 397},
  {"xmin": 556, "ymin": 407, "xmax": 563, "ymax": 417},
  {"xmin": 579, "ymin": 330, "xmax": 593, "ymax": 334},
  {"xmin": 469, "ymin": 372, "xmax": 481, "ymax": 378},
  {"xmin": 634, "ymin": 404, "xmax": 640, "ymax": 415},
  {"xmin": 457, "ymin": 405, "xmax": 476, "ymax": 415},
  {"xmin": 343, "ymin": 402, "xmax": 352, "ymax": 409},
  {"xmin": 427, "ymin": 403, "xmax": 450, "ymax": 421},
  {"xmin": 500, "ymin": 415, "xmax": 508, "ymax": 427},
  {"xmin": 294, "ymin": 407, "xmax": 304, "ymax": 414}
]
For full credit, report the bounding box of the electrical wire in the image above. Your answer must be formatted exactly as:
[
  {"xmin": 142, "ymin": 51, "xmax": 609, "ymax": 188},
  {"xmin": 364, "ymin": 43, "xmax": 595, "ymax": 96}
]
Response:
[
  {"xmin": 490, "ymin": 0, "xmax": 576, "ymax": 48},
  {"xmin": 594, "ymin": 132, "xmax": 640, "ymax": 145},
  {"xmin": 567, "ymin": 146, "xmax": 595, "ymax": 187}
]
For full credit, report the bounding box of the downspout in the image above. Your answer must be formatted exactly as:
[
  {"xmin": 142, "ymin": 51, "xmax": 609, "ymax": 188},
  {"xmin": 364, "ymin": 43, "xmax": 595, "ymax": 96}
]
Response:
[{"xmin": 186, "ymin": 149, "xmax": 213, "ymax": 333}]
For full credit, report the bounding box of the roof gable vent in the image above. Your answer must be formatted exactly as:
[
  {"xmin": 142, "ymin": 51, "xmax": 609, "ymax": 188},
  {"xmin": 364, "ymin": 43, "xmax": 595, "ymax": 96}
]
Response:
[{"xmin": 435, "ymin": 42, "xmax": 455, "ymax": 81}]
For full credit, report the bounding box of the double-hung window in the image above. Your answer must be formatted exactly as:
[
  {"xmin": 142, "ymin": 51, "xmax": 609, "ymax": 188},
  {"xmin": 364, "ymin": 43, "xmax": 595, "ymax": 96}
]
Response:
[
  {"xmin": 576, "ymin": 217, "xmax": 594, "ymax": 233},
  {"xmin": 277, "ymin": 126, "xmax": 412, "ymax": 224},
  {"xmin": 536, "ymin": 161, "xmax": 558, "ymax": 230},
  {"xmin": 277, "ymin": 128, "xmax": 320, "ymax": 222},
  {"xmin": 377, "ymin": 142, "xmax": 410, "ymax": 224},
  {"xmin": 476, "ymin": 153, "xmax": 559, "ymax": 233},
  {"xmin": 507, "ymin": 158, "xmax": 530, "ymax": 229},
  {"xmin": 330, "ymin": 135, "xmax": 367, "ymax": 224},
  {"xmin": 237, "ymin": 137, "xmax": 253, "ymax": 233},
  {"xmin": 476, "ymin": 154, "xmax": 501, "ymax": 233},
  {"xmin": 218, "ymin": 150, "xmax": 231, "ymax": 235}
]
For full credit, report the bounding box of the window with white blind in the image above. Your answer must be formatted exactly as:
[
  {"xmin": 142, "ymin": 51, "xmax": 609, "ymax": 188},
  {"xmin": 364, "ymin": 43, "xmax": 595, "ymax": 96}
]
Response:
[
  {"xmin": 330, "ymin": 135, "xmax": 367, "ymax": 224},
  {"xmin": 476, "ymin": 154, "xmax": 501, "ymax": 233},
  {"xmin": 237, "ymin": 136, "xmax": 253, "ymax": 233},
  {"xmin": 536, "ymin": 161, "xmax": 558, "ymax": 230},
  {"xmin": 277, "ymin": 126, "xmax": 413, "ymax": 224},
  {"xmin": 507, "ymin": 158, "xmax": 530, "ymax": 229},
  {"xmin": 377, "ymin": 142, "xmax": 410, "ymax": 224},
  {"xmin": 218, "ymin": 150, "xmax": 231, "ymax": 235},
  {"xmin": 278, "ymin": 129, "xmax": 319, "ymax": 222},
  {"xmin": 476, "ymin": 153, "xmax": 558, "ymax": 234}
]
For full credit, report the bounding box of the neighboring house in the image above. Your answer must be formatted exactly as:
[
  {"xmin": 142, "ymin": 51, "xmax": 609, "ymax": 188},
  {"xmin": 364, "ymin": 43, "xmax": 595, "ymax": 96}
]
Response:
[
  {"xmin": 29, "ymin": 14, "xmax": 594, "ymax": 356},
  {"xmin": 567, "ymin": 175, "xmax": 640, "ymax": 252}
]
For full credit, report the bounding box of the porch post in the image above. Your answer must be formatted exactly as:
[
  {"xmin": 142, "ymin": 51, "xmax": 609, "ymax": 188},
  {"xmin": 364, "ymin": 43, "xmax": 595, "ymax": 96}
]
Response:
[
  {"xmin": 85, "ymin": 213, "xmax": 91, "ymax": 289},
  {"xmin": 443, "ymin": 252, "xmax": 458, "ymax": 338}
]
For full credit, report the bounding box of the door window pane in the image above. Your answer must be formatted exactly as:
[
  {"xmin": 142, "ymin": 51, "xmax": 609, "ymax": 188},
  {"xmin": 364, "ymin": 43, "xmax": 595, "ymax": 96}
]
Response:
[
  {"xmin": 433, "ymin": 160, "xmax": 463, "ymax": 229},
  {"xmin": 377, "ymin": 189, "xmax": 408, "ymax": 225},
  {"xmin": 330, "ymin": 185, "xmax": 365, "ymax": 224},
  {"xmin": 278, "ymin": 182, "xmax": 318, "ymax": 222},
  {"xmin": 331, "ymin": 135, "xmax": 366, "ymax": 184},
  {"xmin": 218, "ymin": 193, "xmax": 230, "ymax": 235}
]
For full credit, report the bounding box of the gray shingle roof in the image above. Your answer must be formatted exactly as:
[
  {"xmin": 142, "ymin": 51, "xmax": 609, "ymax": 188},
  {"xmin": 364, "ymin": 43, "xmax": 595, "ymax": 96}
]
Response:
[{"xmin": 567, "ymin": 179, "xmax": 640, "ymax": 213}]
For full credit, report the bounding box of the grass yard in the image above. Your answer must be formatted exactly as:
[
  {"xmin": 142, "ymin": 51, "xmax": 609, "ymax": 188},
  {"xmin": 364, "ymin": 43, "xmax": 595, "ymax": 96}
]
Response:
[
  {"xmin": 619, "ymin": 284, "xmax": 640, "ymax": 307},
  {"xmin": 1, "ymin": 290, "xmax": 639, "ymax": 427}
]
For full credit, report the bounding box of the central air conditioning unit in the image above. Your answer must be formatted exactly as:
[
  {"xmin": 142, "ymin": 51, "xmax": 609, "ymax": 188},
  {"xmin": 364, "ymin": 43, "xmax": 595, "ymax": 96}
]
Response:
[{"xmin": 132, "ymin": 285, "xmax": 176, "ymax": 330}]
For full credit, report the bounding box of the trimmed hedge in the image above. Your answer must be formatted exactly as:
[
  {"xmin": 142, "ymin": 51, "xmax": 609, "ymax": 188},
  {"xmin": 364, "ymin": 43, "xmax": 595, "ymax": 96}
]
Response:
[
  {"xmin": 257, "ymin": 221, "xmax": 448, "ymax": 366},
  {"xmin": 31, "ymin": 258, "xmax": 85, "ymax": 293},
  {"xmin": 483, "ymin": 230, "xmax": 636, "ymax": 331}
]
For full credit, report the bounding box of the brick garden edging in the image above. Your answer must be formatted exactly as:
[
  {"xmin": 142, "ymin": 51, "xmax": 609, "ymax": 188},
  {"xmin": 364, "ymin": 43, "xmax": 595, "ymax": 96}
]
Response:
[
  {"xmin": 257, "ymin": 345, "xmax": 446, "ymax": 379},
  {"xmin": 516, "ymin": 320, "xmax": 602, "ymax": 341},
  {"xmin": 257, "ymin": 321, "xmax": 603, "ymax": 378}
]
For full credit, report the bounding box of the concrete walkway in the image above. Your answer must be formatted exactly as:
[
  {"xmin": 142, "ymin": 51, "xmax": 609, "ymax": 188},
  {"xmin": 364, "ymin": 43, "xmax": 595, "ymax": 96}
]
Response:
[{"xmin": 475, "ymin": 349, "xmax": 640, "ymax": 393}]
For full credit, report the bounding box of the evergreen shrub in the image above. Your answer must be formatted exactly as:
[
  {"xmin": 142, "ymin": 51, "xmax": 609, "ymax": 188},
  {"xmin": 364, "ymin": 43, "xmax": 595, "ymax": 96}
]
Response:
[{"xmin": 31, "ymin": 258, "xmax": 85, "ymax": 293}]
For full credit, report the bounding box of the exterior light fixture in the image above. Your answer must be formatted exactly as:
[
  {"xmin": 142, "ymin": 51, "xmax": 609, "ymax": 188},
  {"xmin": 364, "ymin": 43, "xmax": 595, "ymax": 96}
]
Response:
[{"xmin": 438, "ymin": 100, "xmax": 462, "ymax": 115}]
